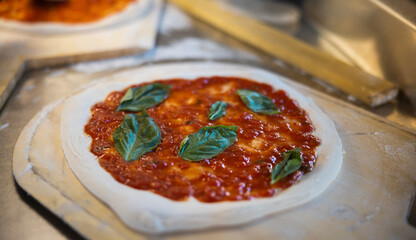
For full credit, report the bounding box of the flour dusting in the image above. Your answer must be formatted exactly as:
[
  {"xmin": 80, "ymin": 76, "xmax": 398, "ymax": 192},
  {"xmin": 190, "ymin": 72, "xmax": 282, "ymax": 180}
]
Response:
[
  {"xmin": 47, "ymin": 69, "xmax": 67, "ymax": 78},
  {"xmin": 16, "ymin": 162, "xmax": 34, "ymax": 180},
  {"xmin": 32, "ymin": 96, "xmax": 41, "ymax": 104},
  {"xmin": 154, "ymin": 38, "xmax": 258, "ymax": 61},
  {"xmin": 330, "ymin": 204, "xmax": 357, "ymax": 220},
  {"xmin": 0, "ymin": 123, "xmax": 9, "ymax": 131},
  {"xmin": 71, "ymin": 38, "xmax": 258, "ymax": 74},
  {"xmin": 160, "ymin": 5, "xmax": 192, "ymax": 33},
  {"xmin": 21, "ymin": 82, "xmax": 35, "ymax": 92},
  {"xmin": 71, "ymin": 55, "xmax": 145, "ymax": 74}
]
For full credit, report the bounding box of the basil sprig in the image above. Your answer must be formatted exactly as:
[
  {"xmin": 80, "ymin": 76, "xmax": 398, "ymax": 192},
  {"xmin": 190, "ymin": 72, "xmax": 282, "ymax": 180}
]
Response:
[
  {"xmin": 113, "ymin": 111, "xmax": 161, "ymax": 161},
  {"xmin": 178, "ymin": 125, "xmax": 238, "ymax": 161},
  {"xmin": 237, "ymin": 89, "xmax": 280, "ymax": 115},
  {"xmin": 208, "ymin": 101, "xmax": 228, "ymax": 120},
  {"xmin": 117, "ymin": 83, "xmax": 170, "ymax": 112},
  {"xmin": 270, "ymin": 148, "xmax": 303, "ymax": 184}
]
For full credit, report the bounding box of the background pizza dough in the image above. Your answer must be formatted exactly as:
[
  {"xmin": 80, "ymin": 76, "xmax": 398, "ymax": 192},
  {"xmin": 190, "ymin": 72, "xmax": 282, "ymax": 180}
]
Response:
[
  {"xmin": 0, "ymin": 0, "xmax": 149, "ymax": 35},
  {"xmin": 60, "ymin": 62, "xmax": 343, "ymax": 233}
]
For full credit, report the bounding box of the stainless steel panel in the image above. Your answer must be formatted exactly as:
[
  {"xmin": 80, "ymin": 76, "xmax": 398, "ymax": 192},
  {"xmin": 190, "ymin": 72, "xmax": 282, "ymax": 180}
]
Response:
[{"xmin": 304, "ymin": 0, "xmax": 416, "ymax": 107}]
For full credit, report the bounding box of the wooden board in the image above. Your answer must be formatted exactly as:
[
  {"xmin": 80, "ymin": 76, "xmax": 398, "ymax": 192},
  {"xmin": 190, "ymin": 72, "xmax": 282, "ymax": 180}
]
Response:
[{"xmin": 12, "ymin": 64, "xmax": 416, "ymax": 239}]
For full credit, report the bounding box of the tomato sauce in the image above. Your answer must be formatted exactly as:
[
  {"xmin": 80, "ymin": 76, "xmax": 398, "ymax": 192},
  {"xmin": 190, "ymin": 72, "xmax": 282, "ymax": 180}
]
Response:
[
  {"xmin": 0, "ymin": 0, "xmax": 135, "ymax": 23},
  {"xmin": 84, "ymin": 77, "xmax": 320, "ymax": 202}
]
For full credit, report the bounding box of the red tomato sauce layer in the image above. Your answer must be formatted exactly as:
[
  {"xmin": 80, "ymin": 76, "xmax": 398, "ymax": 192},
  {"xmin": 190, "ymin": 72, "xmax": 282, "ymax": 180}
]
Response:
[{"xmin": 84, "ymin": 77, "xmax": 321, "ymax": 202}]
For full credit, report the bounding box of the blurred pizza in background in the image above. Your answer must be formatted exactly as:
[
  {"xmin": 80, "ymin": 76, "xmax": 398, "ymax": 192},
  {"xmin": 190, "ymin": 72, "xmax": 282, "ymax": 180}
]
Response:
[{"xmin": 0, "ymin": 0, "xmax": 139, "ymax": 24}]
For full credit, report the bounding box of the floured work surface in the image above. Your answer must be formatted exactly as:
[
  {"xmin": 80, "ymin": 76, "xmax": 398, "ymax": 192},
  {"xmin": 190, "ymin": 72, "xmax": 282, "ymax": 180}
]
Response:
[
  {"xmin": 0, "ymin": 0, "xmax": 162, "ymax": 108},
  {"xmin": 13, "ymin": 63, "xmax": 416, "ymax": 239}
]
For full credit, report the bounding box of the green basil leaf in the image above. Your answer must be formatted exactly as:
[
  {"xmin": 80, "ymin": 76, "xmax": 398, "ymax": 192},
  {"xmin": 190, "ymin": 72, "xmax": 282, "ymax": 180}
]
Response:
[
  {"xmin": 237, "ymin": 89, "xmax": 280, "ymax": 115},
  {"xmin": 178, "ymin": 125, "xmax": 238, "ymax": 161},
  {"xmin": 270, "ymin": 148, "xmax": 302, "ymax": 184},
  {"xmin": 117, "ymin": 83, "xmax": 170, "ymax": 112},
  {"xmin": 208, "ymin": 101, "xmax": 228, "ymax": 120},
  {"xmin": 113, "ymin": 111, "xmax": 161, "ymax": 161}
]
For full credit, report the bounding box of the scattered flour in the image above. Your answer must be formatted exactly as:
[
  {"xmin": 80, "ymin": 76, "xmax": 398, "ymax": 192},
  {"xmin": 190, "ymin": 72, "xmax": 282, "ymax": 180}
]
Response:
[
  {"xmin": 274, "ymin": 59, "xmax": 286, "ymax": 67},
  {"xmin": 330, "ymin": 204, "xmax": 358, "ymax": 220},
  {"xmin": 0, "ymin": 123, "xmax": 9, "ymax": 131},
  {"xmin": 14, "ymin": 78, "xmax": 37, "ymax": 100},
  {"xmin": 70, "ymin": 55, "xmax": 146, "ymax": 74},
  {"xmin": 347, "ymin": 207, "xmax": 381, "ymax": 232},
  {"xmin": 15, "ymin": 162, "xmax": 33, "ymax": 180},
  {"xmin": 71, "ymin": 37, "xmax": 258, "ymax": 74},
  {"xmin": 347, "ymin": 95, "xmax": 358, "ymax": 102},
  {"xmin": 47, "ymin": 69, "xmax": 67, "ymax": 78},
  {"xmin": 21, "ymin": 81, "xmax": 36, "ymax": 92},
  {"xmin": 153, "ymin": 37, "xmax": 258, "ymax": 61},
  {"xmin": 160, "ymin": 5, "xmax": 192, "ymax": 33},
  {"xmin": 32, "ymin": 96, "xmax": 41, "ymax": 104}
]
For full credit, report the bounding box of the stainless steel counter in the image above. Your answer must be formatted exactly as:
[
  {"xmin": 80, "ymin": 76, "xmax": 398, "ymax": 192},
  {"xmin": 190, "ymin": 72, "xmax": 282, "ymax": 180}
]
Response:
[{"xmin": 0, "ymin": 2, "xmax": 415, "ymax": 239}]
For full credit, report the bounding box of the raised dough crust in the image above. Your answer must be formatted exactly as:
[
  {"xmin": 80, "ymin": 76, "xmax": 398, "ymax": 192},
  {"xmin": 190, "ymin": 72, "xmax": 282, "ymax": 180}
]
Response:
[
  {"xmin": 0, "ymin": 0, "xmax": 149, "ymax": 35},
  {"xmin": 61, "ymin": 62, "xmax": 343, "ymax": 233}
]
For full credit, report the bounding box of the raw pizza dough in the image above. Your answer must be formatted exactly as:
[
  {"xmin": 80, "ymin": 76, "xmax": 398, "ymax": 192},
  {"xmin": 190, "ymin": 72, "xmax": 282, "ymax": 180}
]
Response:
[
  {"xmin": 60, "ymin": 62, "xmax": 343, "ymax": 233},
  {"xmin": 0, "ymin": 0, "xmax": 149, "ymax": 35}
]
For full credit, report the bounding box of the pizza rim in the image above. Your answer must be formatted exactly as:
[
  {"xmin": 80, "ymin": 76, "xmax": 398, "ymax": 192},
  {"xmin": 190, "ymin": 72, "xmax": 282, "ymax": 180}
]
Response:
[{"xmin": 60, "ymin": 62, "xmax": 343, "ymax": 233}]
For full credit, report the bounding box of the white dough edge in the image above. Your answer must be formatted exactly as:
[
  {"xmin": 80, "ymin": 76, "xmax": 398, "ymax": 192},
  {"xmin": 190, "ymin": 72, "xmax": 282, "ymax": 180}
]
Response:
[
  {"xmin": 60, "ymin": 62, "xmax": 343, "ymax": 234},
  {"xmin": 0, "ymin": 0, "xmax": 149, "ymax": 35}
]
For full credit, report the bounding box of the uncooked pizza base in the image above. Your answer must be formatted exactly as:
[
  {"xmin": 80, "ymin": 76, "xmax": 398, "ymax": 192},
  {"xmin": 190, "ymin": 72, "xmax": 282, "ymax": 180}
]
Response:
[
  {"xmin": 60, "ymin": 62, "xmax": 343, "ymax": 233},
  {"xmin": 0, "ymin": 0, "xmax": 149, "ymax": 35}
]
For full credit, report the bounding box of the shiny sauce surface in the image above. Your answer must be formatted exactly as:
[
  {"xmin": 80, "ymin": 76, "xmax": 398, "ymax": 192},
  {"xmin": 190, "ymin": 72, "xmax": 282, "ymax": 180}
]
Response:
[
  {"xmin": 0, "ymin": 0, "xmax": 134, "ymax": 23},
  {"xmin": 85, "ymin": 77, "xmax": 320, "ymax": 202}
]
